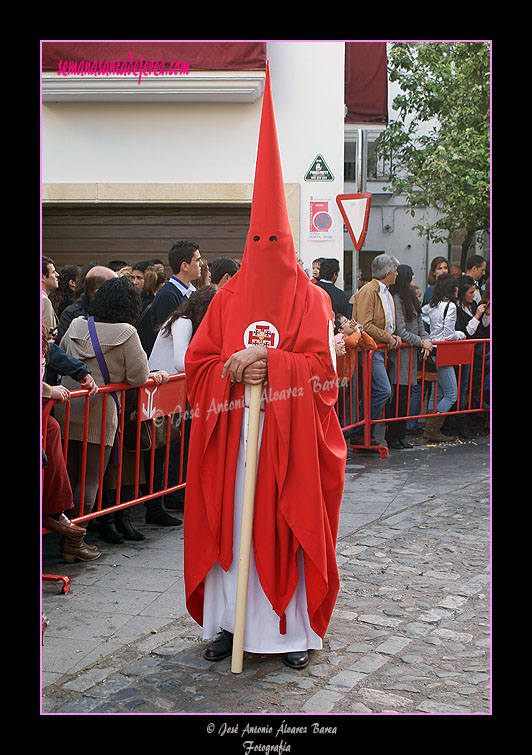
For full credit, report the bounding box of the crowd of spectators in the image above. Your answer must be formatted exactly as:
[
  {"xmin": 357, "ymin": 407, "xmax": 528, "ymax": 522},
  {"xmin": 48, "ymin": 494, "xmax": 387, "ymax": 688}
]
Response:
[
  {"xmin": 42, "ymin": 247, "xmax": 489, "ymax": 563},
  {"xmin": 314, "ymin": 252, "xmax": 489, "ymax": 447},
  {"xmin": 41, "ymin": 248, "xmax": 240, "ymax": 562}
]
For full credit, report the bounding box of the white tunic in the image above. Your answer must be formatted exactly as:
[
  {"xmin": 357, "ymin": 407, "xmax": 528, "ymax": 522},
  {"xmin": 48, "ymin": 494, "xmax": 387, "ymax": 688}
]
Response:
[{"xmin": 202, "ymin": 388, "xmax": 323, "ymax": 653}]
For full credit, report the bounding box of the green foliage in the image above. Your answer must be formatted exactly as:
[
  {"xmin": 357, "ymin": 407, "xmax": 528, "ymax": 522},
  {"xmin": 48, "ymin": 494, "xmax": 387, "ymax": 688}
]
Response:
[{"xmin": 376, "ymin": 42, "xmax": 490, "ymax": 252}]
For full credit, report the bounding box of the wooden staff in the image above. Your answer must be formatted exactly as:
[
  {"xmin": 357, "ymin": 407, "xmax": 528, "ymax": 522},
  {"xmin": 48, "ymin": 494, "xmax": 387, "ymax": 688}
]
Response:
[{"xmin": 231, "ymin": 381, "xmax": 263, "ymax": 674}]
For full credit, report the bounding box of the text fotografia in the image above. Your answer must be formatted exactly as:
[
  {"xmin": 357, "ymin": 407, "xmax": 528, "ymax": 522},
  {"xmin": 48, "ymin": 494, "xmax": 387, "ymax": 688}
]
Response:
[
  {"xmin": 209, "ymin": 720, "xmax": 338, "ymax": 752},
  {"xmin": 56, "ymin": 52, "xmax": 190, "ymax": 85}
]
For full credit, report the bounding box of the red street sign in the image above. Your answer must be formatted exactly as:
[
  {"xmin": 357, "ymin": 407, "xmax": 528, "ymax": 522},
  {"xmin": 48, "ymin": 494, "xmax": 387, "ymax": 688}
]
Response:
[
  {"xmin": 313, "ymin": 211, "xmax": 333, "ymax": 231},
  {"xmin": 336, "ymin": 192, "xmax": 372, "ymax": 251}
]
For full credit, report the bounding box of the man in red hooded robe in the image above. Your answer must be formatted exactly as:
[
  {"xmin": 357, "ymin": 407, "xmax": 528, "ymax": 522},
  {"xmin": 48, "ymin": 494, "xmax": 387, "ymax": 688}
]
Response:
[{"xmin": 184, "ymin": 63, "xmax": 347, "ymax": 669}]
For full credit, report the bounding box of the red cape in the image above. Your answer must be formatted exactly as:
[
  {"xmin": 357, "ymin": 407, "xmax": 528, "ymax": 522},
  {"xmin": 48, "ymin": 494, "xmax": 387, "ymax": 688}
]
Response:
[{"xmin": 184, "ymin": 268, "xmax": 347, "ymax": 638}]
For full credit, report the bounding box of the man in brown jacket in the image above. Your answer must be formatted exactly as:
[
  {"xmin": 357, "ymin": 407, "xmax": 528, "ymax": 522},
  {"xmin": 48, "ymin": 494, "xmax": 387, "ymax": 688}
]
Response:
[{"xmin": 351, "ymin": 254, "xmax": 401, "ymax": 444}]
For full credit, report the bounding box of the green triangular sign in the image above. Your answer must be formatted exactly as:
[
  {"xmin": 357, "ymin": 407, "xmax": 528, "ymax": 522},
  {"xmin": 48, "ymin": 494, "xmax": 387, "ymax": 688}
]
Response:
[{"xmin": 304, "ymin": 154, "xmax": 334, "ymax": 181}]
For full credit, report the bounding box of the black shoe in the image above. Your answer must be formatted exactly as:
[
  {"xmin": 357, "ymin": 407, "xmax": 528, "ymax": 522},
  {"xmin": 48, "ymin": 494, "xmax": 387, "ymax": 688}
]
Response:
[
  {"xmin": 349, "ymin": 436, "xmax": 380, "ymax": 447},
  {"xmin": 98, "ymin": 516, "xmax": 124, "ymax": 544},
  {"xmin": 387, "ymin": 440, "xmax": 403, "ymax": 450},
  {"xmin": 163, "ymin": 491, "xmax": 185, "ymax": 510},
  {"xmin": 282, "ymin": 651, "xmax": 309, "ymax": 670},
  {"xmin": 145, "ymin": 505, "xmax": 182, "ymax": 526},
  {"xmin": 456, "ymin": 423, "xmax": 475, "ymax": 439},
  {"xmin": 204, "ymin": 630, "xmax": 233, "ymax": 661},
  {"xmin": 163, "ymin": 499, "xmax": 184, "ymax": 511},
  {"xmin": 400, "ymin": 439, "xmax": 413, "ymax": 449},
  {"xmin": 114, "ymin": 510, "xmax": 145, "ymax": 541}
]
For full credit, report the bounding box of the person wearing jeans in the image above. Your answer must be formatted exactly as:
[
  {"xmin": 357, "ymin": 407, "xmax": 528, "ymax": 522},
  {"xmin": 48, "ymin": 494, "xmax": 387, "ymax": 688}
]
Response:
[
  {"xmin": 370, "ymin": 350, "xmax": 393, "ymax": 422},
  {"xmin": 421, "ymin": 274, "xmax": 466, "ymax": 442},
  {"xmin": 433, "ymin": 364, "xmax": 458, "ymax": 414},
  {"xmin": 351, "ymin": 254, "xmax": 401, "ymax": 444},
  {"xmin": 386, "ymin": 264, "xmax": 433, "ymax": 449}
]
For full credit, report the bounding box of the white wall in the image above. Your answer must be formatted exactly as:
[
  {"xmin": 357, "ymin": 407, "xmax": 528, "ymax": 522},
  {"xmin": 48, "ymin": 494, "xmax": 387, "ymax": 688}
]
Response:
[
  {"xmin": 42, "ymin": 41, "xmax": 346, "ymax": 276},
  {"xmin": 42, "ymin": 99, "xmax": 262, "ymax": 184},
  {"xmin": 267, "ymin": 42, "xmax": 346, "ymax": 274}
]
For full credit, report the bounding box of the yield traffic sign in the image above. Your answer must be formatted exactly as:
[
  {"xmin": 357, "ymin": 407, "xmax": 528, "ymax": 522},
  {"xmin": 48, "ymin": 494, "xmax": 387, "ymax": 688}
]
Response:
[{"xmin": 336, "ymin": 192, "xmax": 372, "ymax": 251}]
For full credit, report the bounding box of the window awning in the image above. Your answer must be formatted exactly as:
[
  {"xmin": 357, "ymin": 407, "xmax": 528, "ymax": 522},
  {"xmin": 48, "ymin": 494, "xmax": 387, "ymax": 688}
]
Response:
[
  {"xmin": 41, "ymin": 41, "xmax": 267, "ymax": 72},
  {"xmin": 41, "ymin": 41, "xmax": 267, "ymax": 103},
  {"xmin": 344, "ymin": 42, "xmax": 388, "ymax": 124}
]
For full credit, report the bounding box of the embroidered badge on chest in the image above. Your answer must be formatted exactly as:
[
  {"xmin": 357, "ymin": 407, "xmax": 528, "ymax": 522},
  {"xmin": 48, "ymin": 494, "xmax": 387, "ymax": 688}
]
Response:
[{"xmin": 244, "ymin": 321, "xmax": 280, "ymax": 349}]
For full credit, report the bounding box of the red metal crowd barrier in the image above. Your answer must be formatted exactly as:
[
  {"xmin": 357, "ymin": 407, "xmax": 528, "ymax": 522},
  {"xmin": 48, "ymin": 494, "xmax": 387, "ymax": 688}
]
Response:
[
  {"xmin": 335, "ymin": 337, "xmax": 490, "ymax": 458},
  {"xmin": 42, "ymin": 338, "xmax": 490, "ymax": 528},
  {"xmin": 42, "ymin": 337, "xmax": 489, "ymax": 588},
  {"xmin": 42, "ymin": 373, "xmax": 188, "ymax": 525},
  {"xmin": 42, "ymin": 374, "xmax": 188, "ymax": 590}
]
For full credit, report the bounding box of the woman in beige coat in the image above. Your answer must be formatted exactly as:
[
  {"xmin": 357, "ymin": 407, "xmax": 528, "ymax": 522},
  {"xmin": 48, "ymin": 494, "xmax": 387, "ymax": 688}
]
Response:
[{"xmin": 55, "ymin": 276, "xmax": 166, "ymax": 562}]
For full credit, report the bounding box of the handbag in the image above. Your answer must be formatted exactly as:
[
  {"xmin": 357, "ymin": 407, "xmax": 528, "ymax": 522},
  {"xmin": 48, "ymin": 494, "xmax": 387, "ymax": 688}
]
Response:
[
  {"xmin": 87, "ymin": 316, "xmax": 121, "ymax": 466},
  {"xmin": 123, "ymin": 387, "xmax": 181, "ymax": 453},
  {"xmin": 123, "ymin": 388, "xmax": 152, "ymax": 452}
]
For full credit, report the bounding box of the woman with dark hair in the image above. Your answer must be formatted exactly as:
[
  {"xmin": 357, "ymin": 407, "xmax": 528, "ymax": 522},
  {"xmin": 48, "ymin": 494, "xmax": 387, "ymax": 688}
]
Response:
[
  {"xmin": 421, "ymin": 273, "xmax": 466, "ymax": 442},
  {"xmin": 149, "ymin": 285, "xmax": 218, "ymax": 374},
  {"xmin": 422, "ymin": 256, "xmax": 450, "ymax": 305},
  {"xmin": 54, "ymin": 277, "xmax": 168, "ymax": 560},
  {"xmin": 49, "ymin": 265, "xmax": 80, "ymax": 318},
  {"xmin": 476, "ymin": 276, "xmax": 490, "ymax": 421},
  {"xmin": 453, "ymin": 275, "xmax": 489, "ymax": 438},
  {"xmin": 71, "ymin": 261, "xmax": 100, "ymax": 302},
  {"xmin": 456, "ymin": 275, "xmax": 488, "ymax": 338},
  {"xmin": 135, "ymin": 268, "xmax": 168, "ymax": 356},
  {"xmin": 147, "ymin": 285, "xmax": 218, "ymax": 520},
  {"xmin": 386, "ymin": 265, "xmax": 432, "ymax": 449}
]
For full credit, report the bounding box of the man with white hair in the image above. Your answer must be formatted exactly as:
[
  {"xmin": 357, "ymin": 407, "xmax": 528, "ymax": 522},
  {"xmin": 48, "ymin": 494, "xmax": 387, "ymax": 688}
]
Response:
[{"xmin": 351, "ymin": 253, "xmax": 401, "ymax": 446}]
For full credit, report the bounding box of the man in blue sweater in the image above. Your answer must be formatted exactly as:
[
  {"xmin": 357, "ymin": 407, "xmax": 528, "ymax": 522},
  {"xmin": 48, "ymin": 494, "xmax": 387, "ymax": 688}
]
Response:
[{"xmin": 151, "ymin": 241, "xmax": 203, "ymax": 332}]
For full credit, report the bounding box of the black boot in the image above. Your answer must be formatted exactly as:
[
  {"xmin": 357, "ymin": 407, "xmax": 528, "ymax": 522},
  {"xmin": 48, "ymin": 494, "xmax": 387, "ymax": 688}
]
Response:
[
  {"xmin": 98, "ymin": 513, "xmax": 124, "ymax": 544},
  {"xmin": 145, "ymin": 502, "xmax": 182, "ymax": 526},
  {"xmin": 114, "ymin": 509, "xmax": 145, "ymax": 541},
  {"xmin": 456, "ymin": 415, "xmax": 474, "ymax": 439}
]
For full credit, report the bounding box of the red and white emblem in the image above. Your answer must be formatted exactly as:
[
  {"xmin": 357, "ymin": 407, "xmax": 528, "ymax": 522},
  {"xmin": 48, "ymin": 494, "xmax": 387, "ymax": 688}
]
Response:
[{"xmin": 244, "ymin": 321, "xmax": 280, "ymax": 349}]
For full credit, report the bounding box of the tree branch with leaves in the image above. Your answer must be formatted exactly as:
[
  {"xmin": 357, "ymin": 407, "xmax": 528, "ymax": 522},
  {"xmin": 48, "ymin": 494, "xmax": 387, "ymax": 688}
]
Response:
[{"xmin": 376, "ymin": 41, "xmax": 490, "ymax": 269}]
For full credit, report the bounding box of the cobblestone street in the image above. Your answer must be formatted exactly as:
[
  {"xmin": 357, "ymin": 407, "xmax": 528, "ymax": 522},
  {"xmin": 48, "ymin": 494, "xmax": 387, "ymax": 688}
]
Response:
[{"xmin": 42, "ymin": 435, "xmax": 491, "ymax": 730}]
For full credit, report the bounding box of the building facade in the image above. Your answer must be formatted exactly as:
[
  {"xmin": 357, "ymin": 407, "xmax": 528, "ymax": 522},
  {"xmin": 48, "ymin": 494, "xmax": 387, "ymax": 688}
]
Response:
[
  {"xmin": 42, "ymin": 41, "xmax": 348, "ymax": 280},
  {"xmin": 43, "ymin": 40, "xmax": 471, "ymax": 297}
]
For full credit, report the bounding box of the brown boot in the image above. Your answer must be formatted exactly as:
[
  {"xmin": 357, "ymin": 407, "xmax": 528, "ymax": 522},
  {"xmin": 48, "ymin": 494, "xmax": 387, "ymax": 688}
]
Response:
[
  {"xmin": 60, "ymin": 531, "xmax": 101, "ymax": 563},
  {"xmin": 423, "ymin": 414, "xmax": 453, "ymax": 442},
  {"xmin": 43, "ymin": 513, "xmax": 86, "ymax": 536}
]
